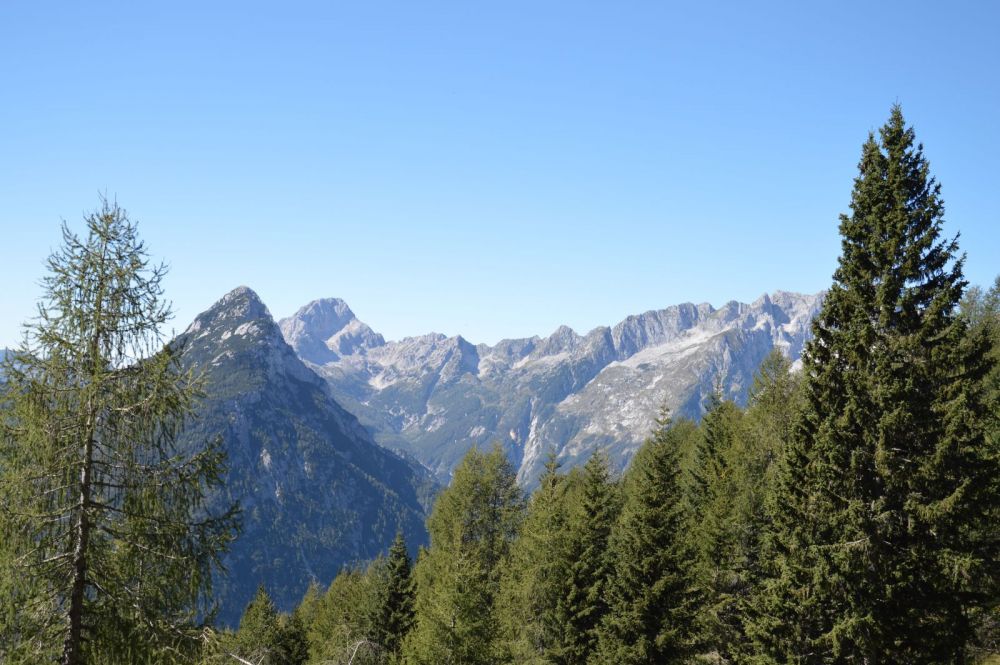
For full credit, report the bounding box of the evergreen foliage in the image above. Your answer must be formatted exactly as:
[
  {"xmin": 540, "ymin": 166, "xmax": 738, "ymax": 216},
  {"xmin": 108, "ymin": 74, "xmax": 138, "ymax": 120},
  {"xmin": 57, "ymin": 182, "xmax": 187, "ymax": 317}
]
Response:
[
  {"xmin": 305, "ymin": 567, "xmax": 379, "ymax": 664},
  {"xmin": 0, "ymin": 200, "xmax": 238, "ymax": 664},
  {"xmin": 961, "ymin": 277, "xmax": 1000, "ymax": 659},
  {"xmin": 230, "ymin": 585, "xmax": 308, "ymax": 665},
  {"xmin": 234, "ymin": 585, "xmax": 283, "ymax": 659},
  {"xmin": 561, "ymin": 450, "xmax": 620, "ymax": 664},
  {"xmin": 723, "ymin": 350, "xmax": 802, "ymax": 662},
  {"xmin": 595, "ymin": 413, "xmax": 699, "ymax": 664},
  {"xmin": 499, "ymin": 455, "xmax": 575, "ymax": 664},
  {"xmin": 365, "ymin": 533, "xmax": 416, "ymax": 662},
  {"xmin": 404, "ymin": 444, "xmax": 525, "ymax": 665},
  {"xmin": 749, "ymin": 107, "xmax": 1000, "ymax": 662},
  {"xmin": 686, "ymin": 394, "xmax": 747, "ymax": 658}
]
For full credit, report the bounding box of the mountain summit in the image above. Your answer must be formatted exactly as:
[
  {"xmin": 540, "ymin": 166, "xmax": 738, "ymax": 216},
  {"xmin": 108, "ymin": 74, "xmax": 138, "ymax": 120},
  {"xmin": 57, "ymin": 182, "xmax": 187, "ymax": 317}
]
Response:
[
  {"xmin": 279, "ymin": 297, "xmax": 386, "ymax": 364},
  {"xmin": 279, "ymin": 291, "xmax": 823, "ymax": 485},
  {"xmin": 178, "ymin": 287, "xmax": 433, "ymax": 623}
]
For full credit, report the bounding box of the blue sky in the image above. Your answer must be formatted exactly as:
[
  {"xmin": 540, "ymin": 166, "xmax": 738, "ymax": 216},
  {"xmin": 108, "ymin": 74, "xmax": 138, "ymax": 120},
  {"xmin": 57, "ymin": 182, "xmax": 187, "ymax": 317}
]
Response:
[{"xmin": 2, "ymin": 1, "xmax": 998, "ymax": 346}]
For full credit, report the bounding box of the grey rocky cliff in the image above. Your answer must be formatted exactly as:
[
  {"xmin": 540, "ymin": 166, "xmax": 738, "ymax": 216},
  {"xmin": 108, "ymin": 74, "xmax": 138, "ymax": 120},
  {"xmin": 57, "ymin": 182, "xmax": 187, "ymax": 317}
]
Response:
[{"xmin": 279, "ymin": 291, "xmax": 822, "ymax": 486}]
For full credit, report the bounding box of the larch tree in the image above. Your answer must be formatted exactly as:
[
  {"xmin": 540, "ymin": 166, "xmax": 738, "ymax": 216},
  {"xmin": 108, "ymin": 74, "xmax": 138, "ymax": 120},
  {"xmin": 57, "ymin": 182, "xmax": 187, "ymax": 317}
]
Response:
[
  {"xmin": 0, "ymin": 200, "xmax": 238, "ymax": 664},
  {"xmin": 749, "ymin": 107, "xmax": 999, "ymax": 663},
  {"xmin": 232, "ymin": 585, "xmax": 283, "ymax": 662},
  {"xmin": 302, "ymin": 567, "xmax": 377, "ymax": 664}
]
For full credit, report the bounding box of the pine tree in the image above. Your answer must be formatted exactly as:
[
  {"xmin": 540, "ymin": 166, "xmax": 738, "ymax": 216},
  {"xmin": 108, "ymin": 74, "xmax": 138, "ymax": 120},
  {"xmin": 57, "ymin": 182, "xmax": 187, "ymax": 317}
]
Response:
[
  {"xmin": 366, "ymin": 532, "xmax": 416, "ymax": 662},
  {"xmin": 561, "ymin": 450, "xmax": 619, "ymax": 664},
  {"xmin": 595, "ymin": 413, "xmax": 699, "ymax": 665},
  {"xmin": 749, "ymin": 107, "xmax": 1000, "ymax": 662},
  {"xmin": 0, "ymin": 199, "xmax": 238, "ymax": 663},
  {"xmin": 500, "ymin": 454, "xmax": 574, "ymax": 664},
  {"xmin": 404, "ymin": 444, "xmax": 524, "ymax": 665}
]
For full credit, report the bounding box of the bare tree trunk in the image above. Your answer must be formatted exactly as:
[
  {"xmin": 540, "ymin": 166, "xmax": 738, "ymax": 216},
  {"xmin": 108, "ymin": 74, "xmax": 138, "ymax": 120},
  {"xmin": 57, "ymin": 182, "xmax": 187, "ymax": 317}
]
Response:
[{"xmin": 62, "ymin": 425, "xmax": 94, "ymax": 665}]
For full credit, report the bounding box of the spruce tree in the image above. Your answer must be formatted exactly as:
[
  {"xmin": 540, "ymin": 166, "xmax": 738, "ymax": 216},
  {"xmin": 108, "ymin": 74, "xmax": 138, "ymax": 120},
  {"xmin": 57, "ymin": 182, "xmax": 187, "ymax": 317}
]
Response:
[
  {"xmin": 230, "ymin": 585, "xmax": 309, "ymax": 665},
  {"xmin": 305, "ymin": 567, "xmax": 376, "ymax": 664},
  {"xmin": 500, "ymin": 455, "xmax": 575, "ymax": 664},
  {"xmin": 960, "ymin": 277, "xmax": 1000, "ymax": 658},
  {"xmin": 275, "ymin": 611, "xmax": 309, "ymax": 665},
  {"xmin": 404, "ymin": 444, "xmax": 524, "ymax": 665},
  {"xmin": 727, "ymin": 350, "xmax": 802, "ymax": 662},
  {"xmin": 687, "ymin": 394, "xmax": 747, "ymax": 658},
  {"xmin": 0, "ymin": 200, "xmax": 238, "ymax": 663},
  {"xmin": 749, "ymin": 107, "xmax": 999, "ymax": 662},
  {"xmin": 595, "ymin": 414, "xmax": 699, "ymax": 665},
  {"xmin": 234, "ymin": 585, "xmax": 283, "ymax": 661},
  {"xmin": 561, "ymin": 450, "xmax": 619, "ymax": 664},
  {"xmin": 366, "ymin": 532, "xmax": 416, "ymax": 662}
]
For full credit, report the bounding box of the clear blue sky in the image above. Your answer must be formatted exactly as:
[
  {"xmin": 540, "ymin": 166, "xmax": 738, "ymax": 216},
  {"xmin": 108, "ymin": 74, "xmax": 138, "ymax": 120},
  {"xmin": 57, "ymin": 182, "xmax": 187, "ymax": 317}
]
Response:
[{"xmin": 2, "ymin": 1, "xmax": 998, "ymax": 347}]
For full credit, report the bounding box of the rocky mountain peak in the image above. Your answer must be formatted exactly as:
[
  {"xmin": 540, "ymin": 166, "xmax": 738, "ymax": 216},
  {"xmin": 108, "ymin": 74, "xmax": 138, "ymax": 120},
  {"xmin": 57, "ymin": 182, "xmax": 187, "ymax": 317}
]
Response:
[
  {"xmin": 171, "ymin": 289, "xmax": 433, "ymax": 624},
  {"xmin": 286, "ymin": 298, "xmax": 356, "ymax": 336},
  {"xmin": 183, "ymin": 286, "xmax": 278, "ymax": 343},
  {"xmin": 176, "ymin": 285, "xmax": 332, "ymax": 401},
  {"xmin": 278, "ymin": 297, "xmax": 386, "ymax": 365},
  {"xmin": 535, "ymin": 324, "xmax": 580, "ymax": 356}
]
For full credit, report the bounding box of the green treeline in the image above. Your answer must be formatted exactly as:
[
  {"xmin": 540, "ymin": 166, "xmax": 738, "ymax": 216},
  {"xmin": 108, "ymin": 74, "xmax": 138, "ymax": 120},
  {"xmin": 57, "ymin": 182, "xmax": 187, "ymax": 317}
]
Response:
[
  {"xmin": 2, "ymin": 107, "xmax": 999, "ymax": 664},
  {"xmin": 225, "ymin": 107, "xmax": 1000, "ymax": 664}
]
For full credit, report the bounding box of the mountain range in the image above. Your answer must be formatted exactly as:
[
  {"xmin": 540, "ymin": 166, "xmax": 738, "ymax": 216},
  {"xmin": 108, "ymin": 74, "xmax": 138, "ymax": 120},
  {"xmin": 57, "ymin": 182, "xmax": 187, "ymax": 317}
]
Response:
[
  {"xmin": 1, "ymin": 287, "xmax": 823, "ymax": 621},
  {"xmin": 278, "ymin": 290, "xmax": 823, "ymax": 485}
]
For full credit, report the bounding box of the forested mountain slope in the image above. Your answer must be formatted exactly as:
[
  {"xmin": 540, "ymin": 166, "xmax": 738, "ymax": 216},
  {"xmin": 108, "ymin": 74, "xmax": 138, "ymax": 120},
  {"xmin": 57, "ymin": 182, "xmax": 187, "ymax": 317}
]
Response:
[{"xmin": 176, "ymin": 287, "xmax": 434, "ymax": 623}]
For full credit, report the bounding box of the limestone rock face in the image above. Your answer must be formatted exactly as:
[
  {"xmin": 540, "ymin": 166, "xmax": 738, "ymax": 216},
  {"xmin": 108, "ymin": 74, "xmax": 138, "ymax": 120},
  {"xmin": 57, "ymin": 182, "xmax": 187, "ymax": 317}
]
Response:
[
  {"xmin": 277, "ymin": 297, "xmax": 385, "ymax": 364},
  {"xmin": 279, "ymin": 290, "xmax": 823, "ymax": 486}
]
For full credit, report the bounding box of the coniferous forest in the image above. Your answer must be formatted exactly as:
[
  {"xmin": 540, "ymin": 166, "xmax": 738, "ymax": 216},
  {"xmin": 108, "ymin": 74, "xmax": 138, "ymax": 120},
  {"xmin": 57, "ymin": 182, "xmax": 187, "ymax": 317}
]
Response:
[{"xmin": 2, "ymin": 108, "xmax": 999, "ymax": 663}]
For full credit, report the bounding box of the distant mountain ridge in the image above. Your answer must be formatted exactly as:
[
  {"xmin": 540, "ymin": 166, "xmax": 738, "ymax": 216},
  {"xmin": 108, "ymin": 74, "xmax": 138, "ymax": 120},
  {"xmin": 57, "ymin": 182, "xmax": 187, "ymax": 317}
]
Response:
[
  {"xmin": 279, "ymin": 291, "xmax": 823, "ymax": 485},
  {"xmin": 176, "ymin": 287, "xmax": 434, "ymax": 623}
]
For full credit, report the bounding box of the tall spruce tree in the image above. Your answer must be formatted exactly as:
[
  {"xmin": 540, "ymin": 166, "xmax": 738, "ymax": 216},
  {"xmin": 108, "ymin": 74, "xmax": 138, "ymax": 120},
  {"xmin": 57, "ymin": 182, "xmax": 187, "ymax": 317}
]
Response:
[
  {"xmin": 499, "ymin": 455, "xmax": 575, "ymax": 664},
  {"xmin": 726, "ymin": 350, "xmax": 802, "ymax": 663},
  {"xmin": 595, "ymin": 414, "xmax": 699, "ymax": 665},
  {"xmin": 960, "ymin": 277, "xmax": 1000, "ymax": 658},
  {"xmin": 366, "ymin": 533, "xmax": 416, "ymax": 662},
  {"xmin": 404, "ymin": 444, "xmax": 524, "ymax": 665},
  {"xmin": 749, "ymin": 107, "xmax": 999, "ymax": 663},
  {"xmin": 561, "ymin": 450, "xmax": 619, "ymax": 664},
  {"xmin": 228, "ymin": 585, "xmax": 308, "ymax": 665},
  {"xmin": 0, "ymin": 200, "xmax": 238, "ymax": 664},
  {"xmin": 233, "ymin": 585, "xmax": 283, "ymax": 662},
  {"xmin": 303, "ymin": 567, "xmax": 377, "ymax": 664},
  {"xmin": 687, "ymin": 394, "xmax": 747, "ymax": 658}
]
